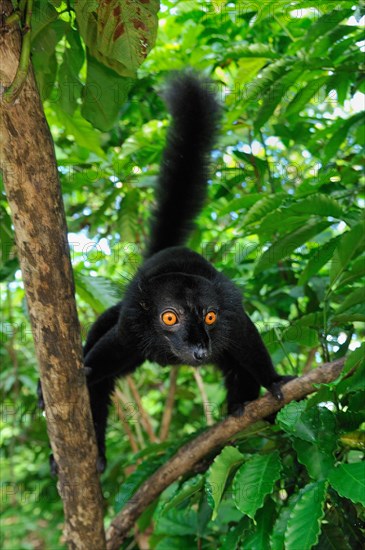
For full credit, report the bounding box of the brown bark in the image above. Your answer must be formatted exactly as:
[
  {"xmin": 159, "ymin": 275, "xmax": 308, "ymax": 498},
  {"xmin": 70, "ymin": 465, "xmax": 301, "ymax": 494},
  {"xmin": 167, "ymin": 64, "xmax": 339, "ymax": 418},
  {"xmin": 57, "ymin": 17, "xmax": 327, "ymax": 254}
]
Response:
[
  {"xmin": 0, "ymin": 3, "xmax": 106, "ymax": 548},
  {"xmin": 127, "ymin": 376, "xmax": 157, "ymax": 442},
  {"xmin": 106, "ymin": 358, "xmax": 345, "ymax": 549},
  {"xmin": 159, "ymin": 366, "xmax": 179, "ymax": 441}
]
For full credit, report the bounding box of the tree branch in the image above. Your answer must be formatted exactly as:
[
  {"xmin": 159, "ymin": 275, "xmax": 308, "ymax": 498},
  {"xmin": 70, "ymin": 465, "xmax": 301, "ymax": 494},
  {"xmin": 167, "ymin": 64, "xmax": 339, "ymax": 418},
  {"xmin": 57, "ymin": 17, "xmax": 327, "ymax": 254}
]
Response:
[
  {"xmin": 116, "ymin": 383, "xmax": 146, "ymax": 448},
  {"xmin": 193, "ymin": 369, "xmax": 214, "ymax": 426},
  {"xmin": 127, "ymin": 375, "xmax": 158, "ymax": 443},
  {"xmin": 106, "ymin": 358, "xmax": 345, "ymax": 549},
  {"xmin": 3, "ymin": 0, "xmax": 33, "ymax": 104},
  {"xmin": 0, "ymin": 2, "xmax": 105, "ymax": 547},
  {"xmin": 112, "ymin": 391, "xmax": 140, "ymax": 454},
  {"xmin": 159, "ymin": 366, "xmax": 179, "ymax": 441}
]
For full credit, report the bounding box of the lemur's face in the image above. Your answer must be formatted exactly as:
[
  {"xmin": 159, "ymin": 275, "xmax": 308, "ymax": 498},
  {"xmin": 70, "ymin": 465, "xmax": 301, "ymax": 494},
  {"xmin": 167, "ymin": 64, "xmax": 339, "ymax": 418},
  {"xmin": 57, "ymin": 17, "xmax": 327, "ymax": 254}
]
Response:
[{"xmin": 139, "ymin": 273, "xmax": 231, "ymax": 365}]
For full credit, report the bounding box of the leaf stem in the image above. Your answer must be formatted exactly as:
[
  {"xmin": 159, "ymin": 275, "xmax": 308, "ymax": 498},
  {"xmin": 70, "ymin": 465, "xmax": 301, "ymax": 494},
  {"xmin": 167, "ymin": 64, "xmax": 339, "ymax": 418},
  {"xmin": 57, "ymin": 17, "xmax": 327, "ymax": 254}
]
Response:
[
  {"xmin": 3, "ymin": 0, "xmax": 33, "ymax": 104},
  {"xmin": 274, "ymin": 14, "xmax": 297, "ymax": 42},
  {"xmin": 259, "ymin": 129, "xmax": 275, "ymax": 193},
  {"xmin": 274, "ymin": 326, "xmax": 295, "ymax": 370},
  {"xmin": 5, "ymin": 10, "xmax": 21, "ymax": 25}
]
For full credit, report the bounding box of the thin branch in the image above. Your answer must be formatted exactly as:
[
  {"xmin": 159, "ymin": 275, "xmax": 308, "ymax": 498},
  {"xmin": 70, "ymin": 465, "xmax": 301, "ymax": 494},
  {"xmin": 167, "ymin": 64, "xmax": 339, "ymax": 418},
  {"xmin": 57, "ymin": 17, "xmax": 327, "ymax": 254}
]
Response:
[
  {"xmin": 248, "ymin": 130, "xmax": 262, "ymax": 192},
  {"xmin": 5, "ymin": 10, "xmax": 21, "ymax": 25},
  {"xmin": 273, "ymin": 14, "xmax": 297, "ymax": 42},
  {"xmin": 192, "ymin": 369, "xmax": 214, "ymax": 426},
  {"xmin": 303, "ymin": 347, "xmax": 318, "ymax": 374},
  {"xmin": 159, "ymin": 366, "xmax": 179, "ymax": 441},
  {"xmin": 127, "ymin": 376, "xmax": 158, "ymax": 443},
  {"xmin": 112, "ymin": 391, "xmax": 139, "ymax": 454},
  {"xmin": 258, "ymin": 129, "xmax": 275, "ymax": 193},
  {"xmin": 106, "ymin": 358, "xmax": 346, "ymax": 549},
  {"xmin": 3, "ymin": 0, "xmax": 33, "ymax": 104},
  {"xmin": 116, "ymin": 384, "xmax": 145, "ymax": 448}
]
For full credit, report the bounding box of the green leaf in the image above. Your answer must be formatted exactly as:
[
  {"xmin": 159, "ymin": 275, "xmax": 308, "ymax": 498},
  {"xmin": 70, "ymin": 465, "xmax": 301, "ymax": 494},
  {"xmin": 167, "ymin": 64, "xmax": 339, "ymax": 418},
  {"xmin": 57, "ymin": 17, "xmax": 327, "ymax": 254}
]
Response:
[
  {"xmin": 31, "ymin": 1, "xmax": 59, "ymax": 41},
  {"xmin": 284, "ymin": 76, "xmax": 329, "ymax": 117},
  {"xmin": 285, "ymin": 481, "xmax": 327, "ymax": 550},
  {"xmin": 58, "ymin": 28, "xmax": 85, "ymax": 115},
  {"xmin": 233, "ymin": 150, "xmax": 268, "ymax": 180},
  {"xmin": 301, "ymin": 8, "xmax": 354, "ymax": 45},
  {"xmin": 117, "ymin": 189, "xmax": 140, "ymax": 243},
  {"xmin": 32, "ymin": 20, "xmax": 68, "ymax": 100},
  {"xmin": 292, "ymin": 438, "xmax": 335, "ymax": 480},
  {"xmin": 154, "ymin": 508, "xmax": 198, "ymax": 536},
  {"xmin": 243, "ymin": 498, "xmax": 277, "ymax": 550},
  {"xmin": 114, "ymin": 455, "xmax": 164, "ymax": 512},
  {"xmin": 236, "ymin": 58, "xmax": 269, "ymax": 85},
  {"xmin": 282, "ymin": 325, "xmax": 319, "ymax": 348},
  {"xmin": 288, "ymin": 194, "xmax": 343, "ymax": 219},
  {"xmin": 75, "ymin": 272, "xmax": 121, "ymax": 313},
  {"xmin": 220, "ymin": 516, "xmax": 250, "ymax": 550},
  {"xmin": 330, "ymin": 222, "xmax": 365, "ymax": 286},
  {"xmin": 241, "ymin": 58, "xmax": 295, "ymax": 108},
  {"xmin": 271, "ymin": 494, "xmax": 300, "ymax": 550},
  {"xmin": 164, "ymin": 475, "xmax": 204, "ymax": 513},
  {"xmin": 343, "ymin": 345, "xmax": 365, "ymax": 379},
  {"xmin": 323, "ymin": 112, "xmax": 364, "ymax": 164},
  {"xmin": 0, "ymin": 258, "xmax": 19, "ymax": 282},
  {"xmin": 243, "ymin": 194, "xmax": 286, "ymax": 227},
  {"xmin": 82, "ymin": 52, "xmax": 134, "ymax": 131},
  {"xmin": 254, "ymin": 221, "xmax": 331, "ymax": 274},
  {"xmin": 331, "ymin": 313, "xmax": 365, "ymax": 323},
  {"xmin": 154, "ymin": 537, "xmax": 195, "ymax": 550},
  {"xmin": 328, "ymin": 463, "xmax": 365, "ymax": 506},
  {"xmin": 278, "ymin": 404, "xmax": 337, "ymax": 454},
  {"xmin": 348, "ymin": 390, "xmax": 365, "ymax": 413},
  {"xmin": 298, "ymin": 236, "xmax": 341, "ymax": 286},
  {"xmin": 75, "ymin": 0, "xmax": 160, "ymax": 77},
  {"xmin": 277, "ymin": 401, "xmax": 307, "ymax": 435},
  {"xmin": 254, "ymin": 67, "xmax": 304, "ymax": 132},
  {"xmin": 216, "ymin": 194, "xmax": 262, "ymax": 216},
  {"xmin": 327, "ymin": 73, "xmax": 351, "ymax": 106},
  {"xmin": 137, "ymin": 498, "xmax": 159, "ymax": 532},
  {"xmin": 313, "ymin": 24, "xmax": 356, "ymax": 58},
  {"xmin": 315, "ymin": 524, "xmax": 352, "ymax": 550},
  {"xmin": 0, "ymin": 204, "xmax": 14, "ymax": 264},
  {"xmin": 233, "ymin": 451, "xmax": 281, "ymax": 519},
  {"xmin": 55, "ymin": 107, "xmax": 105, "ymax": 157},
  {"xmin": 335, "ymin": 288, "xmax": 365, "ymax": 314},
  {"xmin": 260, "ymin": 195, "xmax": 343, "ymax": 238},
  {"xmin": 233, "ymin": 43, "xmax": 279, "ymax": 60},
  {"xmin": 206, "ymin": 446, "xmax": 244, "ymax": 520},
  {"xmin": 336, "ymin": 254, "xmax": 365, "ymax": 287},
  {"xmin": 335, "ymin": 344, "xmax": 365, "ymax": 394},
  {"xmin": 291, "ymin": 311, "xmax": 323, "ymax": 329},
  {"xmin": 296, "ymin": 169, "xmax": 339, "ymax": 197}
]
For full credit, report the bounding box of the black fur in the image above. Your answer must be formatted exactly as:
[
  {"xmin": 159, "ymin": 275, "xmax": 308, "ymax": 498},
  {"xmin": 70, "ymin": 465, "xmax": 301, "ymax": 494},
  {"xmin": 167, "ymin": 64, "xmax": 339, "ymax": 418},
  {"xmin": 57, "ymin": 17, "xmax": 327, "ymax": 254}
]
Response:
[
  {"xmin": 145, "ymin": 73, "xmax": 221, "ymax": 258},
  {"xmin": 39, "ymin": 73, "xmax": 293, "ymax": 473}
]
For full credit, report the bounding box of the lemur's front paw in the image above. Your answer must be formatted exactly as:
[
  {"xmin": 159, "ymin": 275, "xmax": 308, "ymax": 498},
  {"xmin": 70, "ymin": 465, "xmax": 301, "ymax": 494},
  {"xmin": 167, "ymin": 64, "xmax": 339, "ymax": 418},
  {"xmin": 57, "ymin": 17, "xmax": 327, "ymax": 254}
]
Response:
[
  {"xmin": 268, "ymin": 376, "xmax": 296, "ymax": 401},
  {"xmin": 97, "ymin": 454, "xmax": 107, "ymax": 473},
  {"xmin": 50, "ymin": 454, "xmax": 59, "ymax": 477},
  {"xmin": 37, "ymin": 380, "xmax": 45, "ymax": 410},
  {"xmin": 228, "ymin": 402, "xmax": 249, "ymax": 418},
  {"xmin": 49, "ymin": 452, "xmax": 106, "ymax": 475}
]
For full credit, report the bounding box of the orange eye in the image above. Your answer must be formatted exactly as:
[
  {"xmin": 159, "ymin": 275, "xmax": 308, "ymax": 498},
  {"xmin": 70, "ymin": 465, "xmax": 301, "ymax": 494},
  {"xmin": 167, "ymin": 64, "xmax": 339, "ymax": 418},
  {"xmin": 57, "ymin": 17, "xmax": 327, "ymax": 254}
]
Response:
[
  {"xmin": 205, "ymin": 311, "xmax": 217, "ymax": 325},
  {"xmin": 162, "ymin": 311, "xmax": 178, "ymax": 326}
]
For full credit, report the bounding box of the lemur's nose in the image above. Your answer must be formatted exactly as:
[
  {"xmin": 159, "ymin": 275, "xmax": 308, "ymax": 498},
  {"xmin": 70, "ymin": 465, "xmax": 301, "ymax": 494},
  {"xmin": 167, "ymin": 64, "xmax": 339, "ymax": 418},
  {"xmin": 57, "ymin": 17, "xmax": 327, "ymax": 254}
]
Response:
[{"xmin": 193, "ymin": 347, "xmax": 208, "ymax": 362}]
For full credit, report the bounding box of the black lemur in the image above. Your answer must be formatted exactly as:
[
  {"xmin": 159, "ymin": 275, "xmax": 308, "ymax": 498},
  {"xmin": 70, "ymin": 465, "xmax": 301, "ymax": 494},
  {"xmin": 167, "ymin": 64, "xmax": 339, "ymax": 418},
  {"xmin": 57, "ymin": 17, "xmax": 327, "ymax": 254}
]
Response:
[{"xmin": 41, "ymin": 73, "xmax": 293, "ymax": 473}]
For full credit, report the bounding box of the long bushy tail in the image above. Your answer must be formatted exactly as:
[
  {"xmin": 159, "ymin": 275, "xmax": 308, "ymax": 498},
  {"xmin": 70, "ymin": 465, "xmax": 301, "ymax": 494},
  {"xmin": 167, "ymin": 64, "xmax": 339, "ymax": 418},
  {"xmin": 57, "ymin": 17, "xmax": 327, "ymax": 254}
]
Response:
[{"xmin": 145, "ymin": 73, "xmax": 221, "ymax": 258}]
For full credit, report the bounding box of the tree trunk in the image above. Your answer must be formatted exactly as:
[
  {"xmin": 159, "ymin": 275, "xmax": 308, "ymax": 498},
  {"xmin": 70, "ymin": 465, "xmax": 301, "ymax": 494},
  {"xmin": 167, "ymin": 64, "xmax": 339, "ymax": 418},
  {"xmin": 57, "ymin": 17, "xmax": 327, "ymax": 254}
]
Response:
[{"xmin": 0, "ymin": 2, "xmax": 106, "ymax": 548}]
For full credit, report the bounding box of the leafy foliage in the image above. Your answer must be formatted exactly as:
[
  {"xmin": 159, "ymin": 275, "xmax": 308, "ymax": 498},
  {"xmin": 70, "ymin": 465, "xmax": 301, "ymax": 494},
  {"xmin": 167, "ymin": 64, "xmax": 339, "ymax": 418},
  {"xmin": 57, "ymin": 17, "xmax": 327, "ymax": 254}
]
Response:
[{"xmin": 1, "ymin": 0, "xmax": 364, "ymax": 548}]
